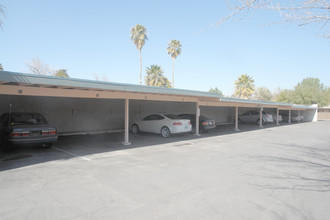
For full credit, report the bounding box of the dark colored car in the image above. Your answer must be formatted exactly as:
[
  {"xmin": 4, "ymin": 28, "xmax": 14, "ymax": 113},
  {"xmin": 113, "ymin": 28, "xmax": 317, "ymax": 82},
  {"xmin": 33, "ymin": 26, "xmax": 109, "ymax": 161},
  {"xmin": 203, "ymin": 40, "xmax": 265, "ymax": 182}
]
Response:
[
  {"xmin": 178, "ymin": 114, "xmax": 216, "ymax": 133},
  {"xmin": 0, "ymin": 112, "xmax": 58, "ymax": 151},
  {"xmin": 281, "ymin": 113, "xmax": 303, "ymax": 122}
]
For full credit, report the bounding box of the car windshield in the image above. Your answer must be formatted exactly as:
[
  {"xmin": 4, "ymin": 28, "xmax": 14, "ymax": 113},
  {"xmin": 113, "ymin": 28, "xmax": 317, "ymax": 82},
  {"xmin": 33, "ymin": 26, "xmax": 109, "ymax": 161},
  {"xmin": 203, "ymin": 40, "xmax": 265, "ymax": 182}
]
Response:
[
  {"xmin": 164, "ymin": 114, "xmax": 181, "ymax": 119},
  {"xmin": 9, "ymin": 113, "xmax": 48, "ymax": 125},
  {"xmin": 200, "ymin": 116, "xmax": 209, "ymax": 120}
]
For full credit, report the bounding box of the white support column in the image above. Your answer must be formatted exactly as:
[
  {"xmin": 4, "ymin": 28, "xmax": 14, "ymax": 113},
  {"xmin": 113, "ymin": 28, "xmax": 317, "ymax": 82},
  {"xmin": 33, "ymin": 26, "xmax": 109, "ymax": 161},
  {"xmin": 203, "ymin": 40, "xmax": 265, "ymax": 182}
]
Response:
[
  {"xmin": 276, "ymin": 108, "xmax": 280, "ymax": 125},
  {"xmin": 195, "ymin": 102, "xmax": 201, "ymax": 136},
  {"xmin": 259, "ymin": 106, "xmax": 263, "ymax": 128},
  {"xmin": 289, "ymin": 109, "xmax": 291, "ymax": 124},
  {"xmin": 235, "ymin": 106, "xmax": 239, "ymax": 131},
  {"xmin": 312, "ymin": 104, "xmax": 318, "ymax": 122},
  {"xmin": 122, "ymin": 98, "xmax": 131, "ymax": 145}
]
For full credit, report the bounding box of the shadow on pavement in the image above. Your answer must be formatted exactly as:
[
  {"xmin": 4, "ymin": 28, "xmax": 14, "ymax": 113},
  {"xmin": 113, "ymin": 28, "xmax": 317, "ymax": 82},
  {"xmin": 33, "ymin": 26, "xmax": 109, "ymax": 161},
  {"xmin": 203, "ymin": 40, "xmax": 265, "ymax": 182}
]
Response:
[{"xmin": 0, "ymin": 122, "xmax": 305, "ymax": 171}]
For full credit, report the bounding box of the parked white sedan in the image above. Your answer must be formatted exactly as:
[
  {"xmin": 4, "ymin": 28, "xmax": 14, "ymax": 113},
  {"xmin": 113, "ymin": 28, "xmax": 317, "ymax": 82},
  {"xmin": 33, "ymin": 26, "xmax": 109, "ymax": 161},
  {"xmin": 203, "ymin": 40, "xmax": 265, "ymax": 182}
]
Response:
[{"xmin": 131, "ymin": 114, "xmax": 192, "ymax": 137}]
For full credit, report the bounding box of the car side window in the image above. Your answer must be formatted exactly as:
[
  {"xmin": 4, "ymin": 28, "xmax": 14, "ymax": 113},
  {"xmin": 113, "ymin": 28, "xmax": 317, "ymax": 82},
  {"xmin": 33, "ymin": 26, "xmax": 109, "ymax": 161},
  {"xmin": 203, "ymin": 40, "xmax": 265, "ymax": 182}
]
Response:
[
  {"xmin": 143, "ymin": 115, "xmax": 154, "ymax": 121},
  {"xmin": 154, "ymin": 115, "xmax": 164, "ymax": 120},
  {"xmin": 0, "ymin": 114, "xmax": 8, "ymax": 126},
  {"xmin": 252, "ymin": 111, "xmax": 259, "ymax": 115},
  {"xmin": 143, "ymin": 114, "xmax": 164, "ymax": 121}
]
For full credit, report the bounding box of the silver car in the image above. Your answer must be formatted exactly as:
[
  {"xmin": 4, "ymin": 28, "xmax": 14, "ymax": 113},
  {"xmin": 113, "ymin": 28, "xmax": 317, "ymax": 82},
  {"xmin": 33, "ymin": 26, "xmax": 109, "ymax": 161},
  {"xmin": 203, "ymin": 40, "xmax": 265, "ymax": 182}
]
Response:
[
  {"xmin": 266, "ymin": 112, "xmax": 282, "ymax": 123},
  {"xmin": 238, "ymin": 110, "xmax": 274, "ymax": 124}
]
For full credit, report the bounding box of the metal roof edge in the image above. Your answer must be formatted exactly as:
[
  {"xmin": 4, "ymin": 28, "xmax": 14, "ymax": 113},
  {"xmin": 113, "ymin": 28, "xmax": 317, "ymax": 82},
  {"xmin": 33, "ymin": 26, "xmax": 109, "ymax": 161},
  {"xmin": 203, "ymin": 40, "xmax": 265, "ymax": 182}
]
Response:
[
  {"xmin": 0, "ymin": 71, "xmax": 320, "ymax": 110},
  {"xmin": 292, "ymin": 104, "xmax": 318, "ymax": 109},
  {"xmin": 0, "ymin": 71, "xmax": 221, "ymax": 98},
  {"xmin": 219, "ymin": 97, "xmax": 292, "ymax": 106}
]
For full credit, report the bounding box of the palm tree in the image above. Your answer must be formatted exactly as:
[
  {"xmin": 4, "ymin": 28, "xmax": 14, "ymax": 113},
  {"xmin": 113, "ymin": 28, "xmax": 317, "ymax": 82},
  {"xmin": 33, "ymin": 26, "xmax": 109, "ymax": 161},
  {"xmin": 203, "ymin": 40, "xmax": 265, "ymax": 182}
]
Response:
[
  {"xmin": 130, "ymin": 24, "xmax": 148, "ymax": 85},
  {"xmin": 234, "ymin": 74, "xmax": 255, "ymax": 99},
  {"xmin": 145, "ymin": 65, "xmax": 171, "ymax": 88},
  {"xmin": 167, "ymin": 40, "xmax": 182, "ymax": 88}
]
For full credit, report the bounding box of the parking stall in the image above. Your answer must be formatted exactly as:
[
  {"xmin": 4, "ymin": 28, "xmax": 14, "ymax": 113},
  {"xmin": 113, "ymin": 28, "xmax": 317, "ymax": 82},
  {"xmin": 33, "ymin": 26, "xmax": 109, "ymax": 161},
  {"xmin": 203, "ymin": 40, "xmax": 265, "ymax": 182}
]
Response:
[{"xmin": 0, "ymin": 71, "xmax": 318, "ymax": 145}]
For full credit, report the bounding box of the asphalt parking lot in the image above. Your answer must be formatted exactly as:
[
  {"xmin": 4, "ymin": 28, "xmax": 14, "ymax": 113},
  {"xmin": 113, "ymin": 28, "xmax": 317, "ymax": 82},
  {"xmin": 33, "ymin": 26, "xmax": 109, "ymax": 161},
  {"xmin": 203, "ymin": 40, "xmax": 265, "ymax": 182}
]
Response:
[{"xmin": 1, "ymin": 121, "xmax": 330, "ymax": 219}]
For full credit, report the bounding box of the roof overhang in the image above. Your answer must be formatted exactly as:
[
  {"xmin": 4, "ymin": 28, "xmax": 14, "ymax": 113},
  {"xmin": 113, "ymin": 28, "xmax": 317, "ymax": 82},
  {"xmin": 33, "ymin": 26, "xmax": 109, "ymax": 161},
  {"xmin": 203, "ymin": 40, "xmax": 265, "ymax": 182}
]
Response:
[{"xmin": 0, "ymin": 71, "xmax": 318, "ymax": 110}]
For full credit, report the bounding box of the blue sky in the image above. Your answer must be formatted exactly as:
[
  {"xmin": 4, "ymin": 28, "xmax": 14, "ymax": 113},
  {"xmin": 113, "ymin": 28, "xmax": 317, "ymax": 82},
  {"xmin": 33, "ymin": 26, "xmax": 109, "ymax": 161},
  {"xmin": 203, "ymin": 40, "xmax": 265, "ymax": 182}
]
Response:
[{"xmin": 1, "ymin": 0, "xmax": 329, "ymax": 96}]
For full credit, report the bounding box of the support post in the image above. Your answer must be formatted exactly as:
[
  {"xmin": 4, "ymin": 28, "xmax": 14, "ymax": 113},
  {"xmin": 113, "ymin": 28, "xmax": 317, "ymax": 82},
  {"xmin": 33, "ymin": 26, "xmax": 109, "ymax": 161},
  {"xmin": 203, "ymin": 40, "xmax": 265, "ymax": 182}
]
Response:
[
  {"xmin": 298, "ymin": 110, "xmax": 301, "ymax": 122},
  {"xmin": 122, "ymin": 98, "xmax": 131, "ymax": 145},
  {"xmin": 276, "ymin": 108, "xmax": 280, "ymax": 125},
  {"xmin": 259, "ymin": 106, "xmax": 263, "ymax": 128},
  {"xmin": 289, "ymin": 109, "xmax": 291, "ymax": 124},
  {"xmin": 195, "ymin": 102, "xmax": 201, "ymax": 136},
  {"xmin": 235, "ymin": 106, "xmax": 239, "ymax": 131}
]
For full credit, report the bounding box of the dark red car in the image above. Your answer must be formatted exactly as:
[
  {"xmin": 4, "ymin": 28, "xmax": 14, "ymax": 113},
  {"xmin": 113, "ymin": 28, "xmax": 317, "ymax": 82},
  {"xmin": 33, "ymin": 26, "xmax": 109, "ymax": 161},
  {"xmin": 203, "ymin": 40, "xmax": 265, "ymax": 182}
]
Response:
[{"xmin": 0, "ymin": 112, "xmax": 58, "ymax": 151}]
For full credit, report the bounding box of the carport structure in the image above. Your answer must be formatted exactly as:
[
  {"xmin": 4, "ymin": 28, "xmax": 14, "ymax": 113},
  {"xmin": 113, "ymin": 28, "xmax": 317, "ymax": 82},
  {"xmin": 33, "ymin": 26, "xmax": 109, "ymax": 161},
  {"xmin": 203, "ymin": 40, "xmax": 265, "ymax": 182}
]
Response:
[{"xmin": 0, "ymin": 71, "xmax": 318, "ymax": 145}]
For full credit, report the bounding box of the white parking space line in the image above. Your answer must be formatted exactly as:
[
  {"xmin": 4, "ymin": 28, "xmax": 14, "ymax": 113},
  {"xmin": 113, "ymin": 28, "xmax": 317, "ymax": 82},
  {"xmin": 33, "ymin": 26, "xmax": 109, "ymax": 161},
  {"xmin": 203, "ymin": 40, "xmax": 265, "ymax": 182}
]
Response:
[{"xmin": 52, "ymin": 147, "xmax": 92, "ymax": 162}]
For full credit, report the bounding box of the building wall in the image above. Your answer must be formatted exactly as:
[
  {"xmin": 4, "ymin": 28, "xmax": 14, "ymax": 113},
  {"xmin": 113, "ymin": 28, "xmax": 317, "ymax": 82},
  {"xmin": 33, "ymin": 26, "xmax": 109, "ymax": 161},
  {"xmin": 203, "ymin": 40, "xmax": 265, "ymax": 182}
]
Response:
[
  {"xmin": 303, "ymin": 109, "xmax": 318, "ymax": 122},
  {"xmin": 129, "ymin": 100, "xmax": 234, "ymax": 124},
  {"xmin": 129, "ymin": 100, "xmax": 195, "ymax": 123},
  {"xmin": 0, "ymin": 95, "xmax": 125, "ymax": 134},
  {"xmin": 200, "ymin": 106, "xmax": 234, "ymax": 124}
]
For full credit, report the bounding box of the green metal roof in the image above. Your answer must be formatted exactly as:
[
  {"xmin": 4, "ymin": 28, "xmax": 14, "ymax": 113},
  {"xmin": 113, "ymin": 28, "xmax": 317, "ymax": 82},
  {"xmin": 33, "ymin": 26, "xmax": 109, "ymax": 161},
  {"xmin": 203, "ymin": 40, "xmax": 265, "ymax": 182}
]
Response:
[
  {"xmin": 0, "ymin": 71, "xmax": 318, "ymax": 109},
  {"xmin": 0, "ymin": 71, "xmax": 221, "ymax": 98},
  {"xmin": 220, "ymin": 97, "xmax": 292, "ymax": 107}
]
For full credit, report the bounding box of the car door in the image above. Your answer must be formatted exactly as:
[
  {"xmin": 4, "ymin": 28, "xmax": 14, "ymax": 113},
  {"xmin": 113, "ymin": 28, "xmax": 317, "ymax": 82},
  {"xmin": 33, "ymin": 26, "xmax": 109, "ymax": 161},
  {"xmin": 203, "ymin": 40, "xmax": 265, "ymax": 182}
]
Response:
[
  {"xmin": 241, "ymin": 111, "xmax": 251, "ymax": 122},
  {"xmin": 139, "ymin": 114, "xmax": 165, "ymax": 133},
  {"xmin": 251, "ymin": 111, "xmax": 259, "ymax": 122}
]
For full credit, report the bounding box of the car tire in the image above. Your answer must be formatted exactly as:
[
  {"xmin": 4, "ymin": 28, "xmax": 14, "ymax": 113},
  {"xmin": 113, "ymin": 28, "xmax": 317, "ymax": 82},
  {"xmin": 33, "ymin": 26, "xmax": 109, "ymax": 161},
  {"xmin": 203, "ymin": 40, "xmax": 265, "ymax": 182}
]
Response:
[
  {"xmin": 161, "ymin": 126, "xmax": 171, "ymax": 138},
  {"xmin": 131, "ymin": 124, "xmax": 140, "ymax": 134},
  {"xmin": 257, "ymin": 119, "xmax": 265, "ymax": 125},
  {"xmin": 42, "ymin": 143, "xmax": 52, "ymax": 148}
]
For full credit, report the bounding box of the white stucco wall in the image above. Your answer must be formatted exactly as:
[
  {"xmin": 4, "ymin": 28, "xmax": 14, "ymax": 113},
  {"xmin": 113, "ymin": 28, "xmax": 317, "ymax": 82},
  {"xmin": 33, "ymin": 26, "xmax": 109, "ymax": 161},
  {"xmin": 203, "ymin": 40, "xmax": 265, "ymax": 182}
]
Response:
[{"xmin": 129, "ymin": 100, "xmax": 235, "ymax": 125}]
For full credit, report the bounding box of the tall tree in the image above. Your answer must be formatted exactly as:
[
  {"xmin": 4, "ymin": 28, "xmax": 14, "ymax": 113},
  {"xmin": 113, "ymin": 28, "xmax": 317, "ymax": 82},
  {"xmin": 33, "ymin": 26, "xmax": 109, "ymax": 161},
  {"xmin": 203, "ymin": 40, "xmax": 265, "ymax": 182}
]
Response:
[
  {"xmin": 0, "ymin": 63, "xmax": 3, "ymax": 71},
  {"xmin": 292, "ymin": 77, "xmax": 329, "ymax": 106},
  {"xmin": 54, "ymin": 69, "xmax": 69, "ymax": 78},
  {"xmin": 209, "ymin": 87, "xmax": 224, "ymax": 96},
  {"xmin": 218, "ymin": 0, "xmax": 330, "ymax": 38},
  {"xmin": 276, "ymin": 89, "xmax": 294, "ymax": 104},
  {"xmin": 26, "ymin": 57, "xmax": 55, "ymax": 75},
  {"xmin": 167, "ymin": 40, "xmax": 182, "ymax": 88},
  {"xmin": 253, "ymin": 87, "xmax": 273, "ymax": 101},
  {"xmin": 130, "ymin": 24, "xmax": 148, "ymax": 85},
  {"xmin": 275, "ymin": 78, "xmax": 330, "ymax": 106},
  {"xmin": 234, "ymin": 74, "xmax": 255, "ymax": 99},
  {"xmin": 145, "ymin": 65, "xmax": 171, "ymax": 88},
  {"xmin": 0, "ymin": 4, "xmax": 5, "ymax": 29}
]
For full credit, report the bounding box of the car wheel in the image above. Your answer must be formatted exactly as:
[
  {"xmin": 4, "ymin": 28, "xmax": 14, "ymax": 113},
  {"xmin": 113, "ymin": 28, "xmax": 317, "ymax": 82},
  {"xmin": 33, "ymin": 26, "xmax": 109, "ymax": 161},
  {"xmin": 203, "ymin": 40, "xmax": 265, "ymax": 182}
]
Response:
[
  {"xmin": 42, "ymin": 143, "xmax": 52, "ymax": 148},
  {"xmin": 161, "ymin": 127, "xmax": 171, "ymax": 138},
  {"xmin": 131, "ymin": 124, "xmax": 139, "ymax": 134},
  {"xmin": 257, "ymin": 119, "xmax": 265, "ymax": 125}
]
